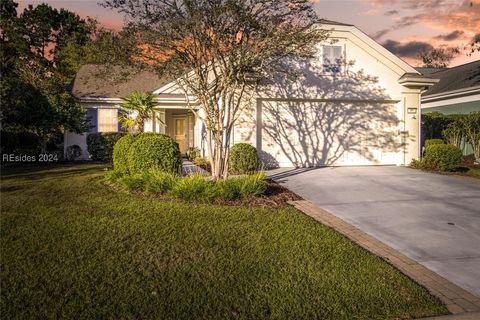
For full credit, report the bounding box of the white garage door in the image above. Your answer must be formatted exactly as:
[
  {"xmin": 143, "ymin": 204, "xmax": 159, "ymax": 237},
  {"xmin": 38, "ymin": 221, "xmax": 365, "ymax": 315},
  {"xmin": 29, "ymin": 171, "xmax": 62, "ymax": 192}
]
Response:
[{"xmin": 259, "ymin": 100, "xmax": 402, "ymax": 167}]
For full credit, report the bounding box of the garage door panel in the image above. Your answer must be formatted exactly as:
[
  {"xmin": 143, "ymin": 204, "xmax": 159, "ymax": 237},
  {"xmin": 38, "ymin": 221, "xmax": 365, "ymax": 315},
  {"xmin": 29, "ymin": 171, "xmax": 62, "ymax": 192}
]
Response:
[{"xmin": 259, "ymin": 100, "xmax": 401, "ymax": 167}]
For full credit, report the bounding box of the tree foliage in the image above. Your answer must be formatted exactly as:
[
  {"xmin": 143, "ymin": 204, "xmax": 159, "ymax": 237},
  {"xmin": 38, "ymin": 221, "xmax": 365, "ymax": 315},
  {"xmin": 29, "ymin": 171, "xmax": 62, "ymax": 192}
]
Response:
[
  {"xmin": 0, "ymin": 0, "xmax": 92, "ymax": 152},
  {"xmin": 119, "ymin": 91, "xmax": 161, "ymax": 132},
  {"xmin": 103, "ymin": 0, "xmax": 328, "ymax": 179},
  {"xmin": 419, "ymin": 47, "xmax": 459, "ymax": 68},
  {"xmin": 462, "ymin": 112, "xmax": 480, "ymax": 159}
]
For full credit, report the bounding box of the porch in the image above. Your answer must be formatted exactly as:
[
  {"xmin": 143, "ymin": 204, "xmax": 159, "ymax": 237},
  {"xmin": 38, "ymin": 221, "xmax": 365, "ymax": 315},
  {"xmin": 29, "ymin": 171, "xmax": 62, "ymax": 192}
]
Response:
[{"xmin": 145, "ymin": 108, "xmax": 202, "ymax": 155}]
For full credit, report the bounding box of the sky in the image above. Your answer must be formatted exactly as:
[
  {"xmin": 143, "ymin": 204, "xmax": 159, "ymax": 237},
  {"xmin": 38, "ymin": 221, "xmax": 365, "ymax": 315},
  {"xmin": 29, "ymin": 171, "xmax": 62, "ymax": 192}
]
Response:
[{"xmin": 17, "ymin": 0, "xmax": 480, "ymax": 67}]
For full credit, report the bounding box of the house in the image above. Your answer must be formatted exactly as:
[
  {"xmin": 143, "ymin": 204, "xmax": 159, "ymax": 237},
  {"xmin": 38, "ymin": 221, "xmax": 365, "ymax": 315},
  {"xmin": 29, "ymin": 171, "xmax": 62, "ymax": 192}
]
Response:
[
  {"xmin": 417, "ymin": 61, "xmax": 480, "ymax": 155},
  {"xmin": 419, "ymin": 60, "xmax": 480, "ymax": 115},
  {"xmin": 66, "ymin": 20, "xmax": 437, "ymax": 167}
]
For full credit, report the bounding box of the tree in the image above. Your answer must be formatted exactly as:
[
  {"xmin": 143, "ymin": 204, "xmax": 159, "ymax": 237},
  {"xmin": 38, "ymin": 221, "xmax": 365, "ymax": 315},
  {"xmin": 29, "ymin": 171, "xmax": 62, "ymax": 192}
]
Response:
[
  {"xmin": 462, "ymin": 112, "xmax": 480, "ymax": 160},
  {"xmin": 467, "ymin": 34, "xmax": 480, "ymax": 55},
  {"xmin": 442, "ymin": 116, "xmax": 465, "ymax": 148},
  {"xmin": 119, "ymin": 91, "xmax": 160, "ymax": 132},
  {"xmin": 0, "ymin": 0, "xmax": 92, "ymax": 152},
  {"xmin": 103, "ymin": 0, "xmax": 328, "ymax": 179},
  {"xmin": 419, "ymin": 47, "xmax": 459, "ymax": 68}
]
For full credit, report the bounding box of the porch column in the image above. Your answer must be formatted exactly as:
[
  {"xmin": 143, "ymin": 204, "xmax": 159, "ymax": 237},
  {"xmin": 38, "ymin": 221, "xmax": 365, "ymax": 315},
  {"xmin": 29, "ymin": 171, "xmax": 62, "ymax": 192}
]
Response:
[
  {"xmin": 157, "ymin": 110, "xmax": 166, "ymax": 134},
  {"xmin": 402, "ymin": 90, "xmax": 421, "ymax": 165}
]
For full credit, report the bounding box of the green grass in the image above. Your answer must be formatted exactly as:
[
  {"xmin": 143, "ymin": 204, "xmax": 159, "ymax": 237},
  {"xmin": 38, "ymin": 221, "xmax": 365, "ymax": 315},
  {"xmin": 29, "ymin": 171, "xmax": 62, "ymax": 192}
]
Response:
[
  {"xmin": 464, "ymin": 167, "xmax": 480, "ymax": 178},
  {"xmin": 1, "ymin": 164, "xmax": 448, "ymax": 319}
]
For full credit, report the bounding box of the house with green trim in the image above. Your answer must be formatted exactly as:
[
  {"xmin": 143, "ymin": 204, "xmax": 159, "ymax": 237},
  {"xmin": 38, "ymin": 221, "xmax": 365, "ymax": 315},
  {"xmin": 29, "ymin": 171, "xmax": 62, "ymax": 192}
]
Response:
[
  {"xmin": 419, "ymin": 60, "xmax": 480, "ymax": 155},
  {"xmin": 419, "ymin": 60, "xmax": 480, "ymax": 114}
]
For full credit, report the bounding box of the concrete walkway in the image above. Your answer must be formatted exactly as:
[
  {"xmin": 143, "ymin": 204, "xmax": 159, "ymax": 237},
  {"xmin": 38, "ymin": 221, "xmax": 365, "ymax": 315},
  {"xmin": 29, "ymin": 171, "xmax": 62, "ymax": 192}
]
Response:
[
  {"xmin": 182, "ymin": 159, "xmax": 209, "ymax": 176},
  {"xmin": 268, "ymin": 166, "xmax": 480, "ymax": 297}
]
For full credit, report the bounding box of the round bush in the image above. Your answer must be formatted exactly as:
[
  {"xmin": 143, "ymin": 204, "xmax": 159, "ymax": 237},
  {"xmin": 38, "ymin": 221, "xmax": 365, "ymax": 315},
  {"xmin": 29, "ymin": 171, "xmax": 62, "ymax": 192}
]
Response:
[
  {"xmin": 229, "ymin": 143, "xmax": 259, "ymax": 174},
  {"xmin": 424, "ymin": 144, "xmax": 462, "ymax": 172},
  {"xmin": 424, "ymin": 139, "xmax": 444, "ymax": 149},
  {"xmin": 113, "ymin": 133, "xmax": 142, "ymax": 174},
  {"xmin": 127, "ymin": 134, "xmax": 182, "ymax": 174}
]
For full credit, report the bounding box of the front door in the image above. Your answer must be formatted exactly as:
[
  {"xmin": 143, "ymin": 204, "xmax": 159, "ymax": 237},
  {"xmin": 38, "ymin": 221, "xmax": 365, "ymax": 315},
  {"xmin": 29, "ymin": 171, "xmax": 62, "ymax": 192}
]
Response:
[{"xmin": 174, "ymin": 118, "xmax": 187, "ymax": 154}]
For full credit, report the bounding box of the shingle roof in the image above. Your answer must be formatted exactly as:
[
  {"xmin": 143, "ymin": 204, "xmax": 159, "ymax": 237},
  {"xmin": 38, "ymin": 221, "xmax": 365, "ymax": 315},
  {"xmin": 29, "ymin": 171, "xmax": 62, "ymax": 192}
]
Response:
[
  {"xmin": 415, "ymin": 67, "xmax": 447, "ymax": 75},
  {"xmin": 71, "ymin": 64, "xmax": 171, "ymax": 98},
  {"xmin": 421, "ymin": 60, "xmax": 480, "ymax": 97}
]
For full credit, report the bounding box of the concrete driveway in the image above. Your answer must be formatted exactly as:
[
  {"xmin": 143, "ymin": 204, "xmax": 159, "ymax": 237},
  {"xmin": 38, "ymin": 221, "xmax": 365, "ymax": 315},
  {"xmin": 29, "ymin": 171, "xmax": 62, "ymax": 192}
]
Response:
[{"xmin": 268, "ymin": 166, "xmax": 480, "ymax": 297}]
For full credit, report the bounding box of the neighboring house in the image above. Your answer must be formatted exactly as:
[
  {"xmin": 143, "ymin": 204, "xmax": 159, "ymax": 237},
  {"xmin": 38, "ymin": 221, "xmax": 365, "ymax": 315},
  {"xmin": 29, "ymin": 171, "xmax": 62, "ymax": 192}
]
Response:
[
  {"xmin": 66, "ymin": 20, "xmax": 437, "ymax": 167},
  {"xmin": 419, "ymin": 60, "xmax": 480, "ymax": 115},
  {"xmin": 417, "ymin": 61, "xmax": 480, "ymax": 155}
]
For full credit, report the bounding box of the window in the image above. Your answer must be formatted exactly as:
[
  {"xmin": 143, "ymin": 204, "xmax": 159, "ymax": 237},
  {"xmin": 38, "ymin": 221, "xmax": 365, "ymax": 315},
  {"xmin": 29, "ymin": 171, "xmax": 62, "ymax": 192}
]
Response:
[
  {"xmin": 322, "ymin": 45, "xmax": 343, "ymax": 73},
  {"xmin": 97, "ymin": 108, "xmax": 118, "ymax": 132}
]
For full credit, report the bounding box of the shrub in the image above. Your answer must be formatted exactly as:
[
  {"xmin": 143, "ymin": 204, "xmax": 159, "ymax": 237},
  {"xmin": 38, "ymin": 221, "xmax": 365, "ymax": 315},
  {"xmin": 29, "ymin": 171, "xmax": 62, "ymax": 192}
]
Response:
[
  {"xmin": 104, "ymin": 170, "xmax": 124, "ymax": 183},
  {"xmin": 409, "ymin": 159, "xmax": 422, "ymax": 169},
  {"xmin": 422, "ymin": 112, "xmax": 452, "ymax": 140},
  {"xmin": 423, "ymin": 144, "xmax": 462, "ymax": 172},
  {"xmin": 194, "ymin": 157, "xmax": 208, "ymax": 167},
  {"xmin": 214, "ymin": 172, "xmax": 267, "ymax": 200},
  {"xmin": 87, "ymin": 132, "xmax": 126, "ymax": 162},
  {"xmin": 229, "ymin": 143, "xmax": 259, "ymax": 174},
  {"xmin": 169, "ymin": 175, "xmax": 216, "ymax": 202},
  {"xmin": 127, "ymin": 134, "xmax": 182, "ymax": 174},
  {"xmin": 144, "ymin": 170, "xmax": 179, "ymax": 194},
  {"xmin": 237, "ymin": 172, "xmax": 267, "ymax": 197},
  {"xmin": 65, "ymin": 145, "xmax": 82, "ymax": 161},
  {"xmin": 187, "ymin": 147, "xmax": 201, "ymax": 161},
  {"xmin": 424, "ymin": 139, "xmax": 444, "ymax": 149},
  {"xmin": 112, "ymin": 133, "xmax": 142, "ymax": 174},
  {"xmin": 117, "ymin": 173, "xmax": 147, "ymax": 191},
  {"xmin": 215, "ymin": 178, "xmax": 242, "ymax": 200}
]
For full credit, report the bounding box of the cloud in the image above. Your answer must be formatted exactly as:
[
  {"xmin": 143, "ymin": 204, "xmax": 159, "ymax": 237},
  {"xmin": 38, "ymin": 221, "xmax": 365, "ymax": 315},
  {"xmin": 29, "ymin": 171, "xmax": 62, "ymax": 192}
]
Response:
[
  {"xmin": 382, "ymin": 39, "xmax": 434, "ymax": 58},
  {"xmin": 359, "ymin": 8, "xmax": 381, "ymax": 16},
  {"xmin": 384, "ymin": 10, "xmax": 398, "ymax": 16},
  {"xmin": 435, "ymin": 30, "xmax": 465, "ymax": 41},
  {"xmin": 372, "ymin": 29, "xmax": 390, "ymax": 40}
]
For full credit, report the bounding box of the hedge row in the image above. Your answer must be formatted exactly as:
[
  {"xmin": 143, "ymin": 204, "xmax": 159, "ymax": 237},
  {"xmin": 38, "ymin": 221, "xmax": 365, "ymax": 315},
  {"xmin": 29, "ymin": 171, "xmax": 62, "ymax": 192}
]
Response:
[{"xmin": 113, "ymin": 133, "xmax": 182, "ymax": 175}]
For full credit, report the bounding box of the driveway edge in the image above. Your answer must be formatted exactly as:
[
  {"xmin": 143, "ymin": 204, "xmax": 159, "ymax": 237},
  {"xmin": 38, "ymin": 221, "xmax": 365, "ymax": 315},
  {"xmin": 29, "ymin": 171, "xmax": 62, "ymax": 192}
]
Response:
[{"xmin": 288, "ymin": 200, "xmax": 480, "ymax": 315}]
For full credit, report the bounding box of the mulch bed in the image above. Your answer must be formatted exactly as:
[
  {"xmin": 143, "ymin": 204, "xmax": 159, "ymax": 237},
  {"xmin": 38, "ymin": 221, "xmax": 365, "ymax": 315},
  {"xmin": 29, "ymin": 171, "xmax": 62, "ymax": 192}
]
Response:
[{"xmin": 228, "ymin": 179, "xmax": 303, "ymax": 207}]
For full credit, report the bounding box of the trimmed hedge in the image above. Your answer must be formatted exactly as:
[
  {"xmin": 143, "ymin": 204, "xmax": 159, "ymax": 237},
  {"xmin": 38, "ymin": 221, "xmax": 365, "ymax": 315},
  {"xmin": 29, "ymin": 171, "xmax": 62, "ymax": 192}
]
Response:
[
  {"xmin": 229, "ymin": 143, "xmax": 259, "ymax": 174},
  {"xmin": 424, "ymin": 139, "xmax": 444, "ymax": 148},
  {"xmin": 423, "ymin": 144, "xmax": 462, "ymax": 172},
  {"xmin": 127, "ymin": 134, "xmax": 182, "ymax": 174},
  {"xmin": 113, "ymin": 133, "xmax": 142, "ymax": 174},
  {"xmin": 87, "ymin": 132, "xmax": 126, "ymax": 162}
]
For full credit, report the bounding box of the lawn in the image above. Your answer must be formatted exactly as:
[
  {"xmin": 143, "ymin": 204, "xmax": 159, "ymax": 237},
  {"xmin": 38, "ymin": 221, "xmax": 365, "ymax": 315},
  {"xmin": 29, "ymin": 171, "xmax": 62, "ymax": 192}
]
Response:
[{"xmin": 0, "ymin": 164, "xmax": 448, "ymax": 319}]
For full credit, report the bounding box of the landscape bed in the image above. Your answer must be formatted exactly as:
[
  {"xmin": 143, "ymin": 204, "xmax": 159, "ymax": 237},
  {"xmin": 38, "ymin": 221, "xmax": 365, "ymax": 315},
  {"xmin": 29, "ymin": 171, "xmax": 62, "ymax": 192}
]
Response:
[{"xmin": 0, "ymin": 164, "xmax": 448, "ymax": 319}]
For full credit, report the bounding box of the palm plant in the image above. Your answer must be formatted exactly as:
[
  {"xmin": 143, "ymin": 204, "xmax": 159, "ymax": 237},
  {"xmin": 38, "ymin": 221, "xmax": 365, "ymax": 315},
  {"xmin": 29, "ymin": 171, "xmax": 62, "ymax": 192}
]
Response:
[{"xmin": 119, "ymin": 91, "xmax": 160, "ymax": 132}]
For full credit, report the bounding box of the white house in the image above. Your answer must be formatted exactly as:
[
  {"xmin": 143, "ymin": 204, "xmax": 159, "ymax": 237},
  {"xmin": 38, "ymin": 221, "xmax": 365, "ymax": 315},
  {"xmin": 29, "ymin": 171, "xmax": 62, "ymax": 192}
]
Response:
[{"xmin": 66, "ymin": 20, "xmax": 437, "ymax": 167}]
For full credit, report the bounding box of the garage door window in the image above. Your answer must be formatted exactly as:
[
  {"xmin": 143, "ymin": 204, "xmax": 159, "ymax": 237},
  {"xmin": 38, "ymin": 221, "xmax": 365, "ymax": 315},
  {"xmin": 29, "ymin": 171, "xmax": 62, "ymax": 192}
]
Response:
[
  {"xmin": 97, "ymin": 108, "xmax": 118, "ymax": 132},
  {"xmin": 323, "ymin": 45, "xmax": 343, "ymax": 73}
]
